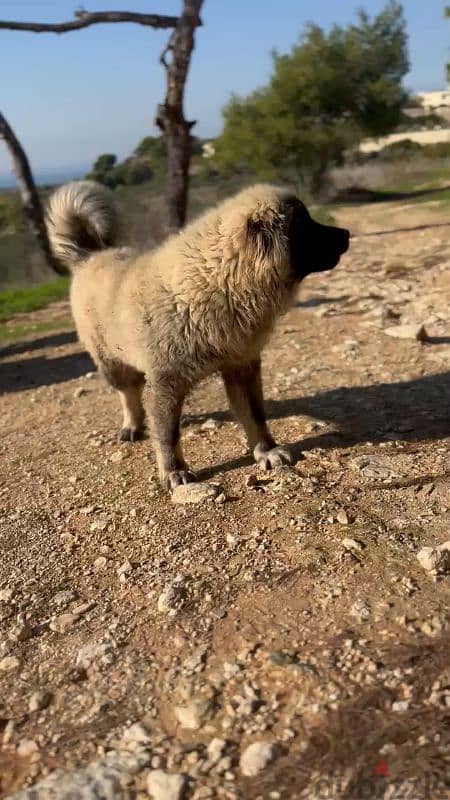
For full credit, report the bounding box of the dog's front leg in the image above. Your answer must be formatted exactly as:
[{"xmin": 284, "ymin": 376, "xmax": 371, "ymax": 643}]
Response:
[
  {"xmin": 147, "ymin": 375, "xmax": 196, "ymax": 490},
  {"xmin": 221, "ymin": 360, "xmax": 292, "ymax": 470}
]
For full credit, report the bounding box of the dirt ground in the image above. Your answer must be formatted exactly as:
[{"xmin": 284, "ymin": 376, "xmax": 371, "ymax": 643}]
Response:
[{"xmin": 0, "ymin": 199, "xmax": 449, "ymax": 799}]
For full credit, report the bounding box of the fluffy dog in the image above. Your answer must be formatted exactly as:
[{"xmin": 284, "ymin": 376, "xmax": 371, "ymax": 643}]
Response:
[{"xmin": 46, "ymin": 182, "xmax": 349, "ymax": 489}]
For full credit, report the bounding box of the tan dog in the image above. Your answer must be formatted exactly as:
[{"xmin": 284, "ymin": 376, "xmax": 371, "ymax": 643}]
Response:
[{"xmin": 47, "ymin": 182, "xmax": 349, "ymax": 489}]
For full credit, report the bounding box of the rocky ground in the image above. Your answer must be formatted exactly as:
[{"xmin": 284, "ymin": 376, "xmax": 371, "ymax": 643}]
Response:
[{"xmin": 0, "ymin": 199, "xmax": 450, "ymax": 799}]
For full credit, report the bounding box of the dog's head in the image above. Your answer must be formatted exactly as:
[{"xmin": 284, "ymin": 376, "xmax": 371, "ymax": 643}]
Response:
[
  {"xmin": 242, "ymin": 187, "xmax": 349, "ymax": 281},
  {"xmin": 282, "ymin": 196, "xmax": 350, "ymax": 279}
]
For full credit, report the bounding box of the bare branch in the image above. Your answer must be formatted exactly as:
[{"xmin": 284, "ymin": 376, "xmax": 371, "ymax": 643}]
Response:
[
  {"xmin": 0, "ymin": 10, "xmax": 182, "ymax": 35},
  {"xmin": 0, "ymin": 112, "xmax": 66, "ymax": 275}
]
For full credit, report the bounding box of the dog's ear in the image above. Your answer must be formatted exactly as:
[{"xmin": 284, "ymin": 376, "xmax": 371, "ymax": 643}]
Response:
[{"xmin": 245, "ymin": 206, "xmax": 284, "ymax": 267}]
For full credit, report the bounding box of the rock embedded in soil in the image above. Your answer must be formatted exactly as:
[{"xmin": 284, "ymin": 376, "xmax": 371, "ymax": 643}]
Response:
[
  {"xmin": 171, "ymin": 482, "xmax": 222, "ymax": 505},
  {"xmin": 9, "ymin": 749, "xmax": 151, "ymax": 799},
  {"xmin": 17, "ymin": 739, "xmax": 39, "ymax": 759},
  {"xmin": 416, "ymin": 542, "xmax": 450, "ymax": 574},
  {"xmin": 28, "ymin": 689, "xmax": 52, "ymax": 712},
  {"xmin": 174, "ymin": 695, "xmax": 214, "ymax": 730},
  {"xmin": 120, "ymin": 722, "xmax": 152, "ymax": 750},
  {"xmin": 147, "ymin": 770, "xmax": 187, "ymax": 800},
  {"xmin": 0, "ymin": 655, "xmax": 20, "ymax": 672},
  {"xmin": 157, "ymin": 576, "xmax": 187, "ymax": 614},
  {"xmin": 350, "ymin": 455, "xmax": 399, "ymax": 480},
  {"xmin": 76, "ymin": 640, "xmax": 114, "ymax": 669},
  {"xmin": 342, "ymin": 537, "xmax": 364, "ymax": 554},
  {"xmin": 239, "ymin": 741, "xmax": 278, "ymax": 777}
]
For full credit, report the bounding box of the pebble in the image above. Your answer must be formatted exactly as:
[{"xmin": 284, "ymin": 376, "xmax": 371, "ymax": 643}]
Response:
[
  {"xmin": 8, "ymin": 749, "xmax": 151, "ymax": 799},
  {"xmin": 17, "ymin": 739, "xmax": 39, "ymax": 759},
  {"xmin": 28, "ymin": 690, "xmax": 52, "ymax": 713},
  {"xmin": 110, "ymin": 450, "xmax": 128, "ymax": 463},
  {"xmin": 157, "ymin": 580, "xmax": 186, "ymax": 614},
  {"xmin": 201, "ymin": 418, "xmax": 221, "ymax": 430},
  {"xmin": 0, "ymin": 589, "xmax": 13, "ymax": 603},
  {"xmin": 342, "ymin": 537, "xmax": 364, "ymax": 554},
  {"xmin": 171, "ymin": 482, "xmax": 222, "ymax": 505},
  {"xmin": 207, "ymin": 738, "xmax": 227, "ymax": 765},
  {"xmin": 76, "ymin": 641, "xmax": 114, "ymax": 669},
  {"xmin": 336, "ymin": 509, "xmax": 349, "ymax": 525},
  {"xmin": 417, "ymin": 542, "xmax": 450, "ymax": 574},
  {"xmin": 52, "ymin": 590, "xmax": 78, "ymax": 608},
  {"xmin": 117, "ymin": 560, "xmax": 133, "ymax": 579},
  {"xmin": 73, "ymin": 387, "xmax": 87, "ymax": 398},
  {"xmin": 392, "ymin": 700, "xmax": 410, "ymax": 712},
  {"xmin": 121, "ymin": 722, "xmax": 152, "ymax": 750},
  {"xmin": 350, "ymin": 599, "xmax": 371, "ymax": 621},
  {"xmin": 90, "ymin": 519, "xmax": 109, "ymax": 532},
  {"xmin": 147, "ymin": 770, "xmax": 186, "ymax": 800},
  {"xmin": 239, "ymin": 741, "xmax": 278, "ymax": 777},
  {"xmin": 8, "ymin": 622, "xmax": 33, "ymax": 642},
  {"xmin": 350, "ymin": 456, "xmax": 399, "ymax": 480},
  {"xmin": 50, "ymin": 613, "xmax": 78, "ymax": 633},
  {"xmin": 0, "ymin": 655, "xmax": 20, "ymax": 672},
  {"xmin": 93, "ymin": 556, "xmax": 108, "ymax": 572},
  {"xmin": 174, "ymin": 696, "xmax": 212, "ymax": 730},
  {"xmin": 50, "ymin": 602, "xmax": 94, "ymax": 633}
]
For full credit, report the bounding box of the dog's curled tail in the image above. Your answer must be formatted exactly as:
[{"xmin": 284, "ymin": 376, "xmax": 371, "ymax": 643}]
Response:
[{"xmin": 46, "ymin": 180, "xmax": 119, "ymax": 270}]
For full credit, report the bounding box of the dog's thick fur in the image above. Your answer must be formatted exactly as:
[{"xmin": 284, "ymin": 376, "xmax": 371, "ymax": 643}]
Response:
[{"xmin": 47, "ymin": 181, "xmax": 349, "ymax": 489}]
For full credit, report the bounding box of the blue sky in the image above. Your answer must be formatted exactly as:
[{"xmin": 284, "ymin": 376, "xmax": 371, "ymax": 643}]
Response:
[{"xmin": 0, "ymin": 0, "xmax": 447, "ymax": 184}]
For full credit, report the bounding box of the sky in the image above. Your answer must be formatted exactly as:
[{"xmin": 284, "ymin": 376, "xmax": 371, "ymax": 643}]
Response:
[{"xmin": 0, "ymin": 0, "xmax": 447, "ymax": 185}]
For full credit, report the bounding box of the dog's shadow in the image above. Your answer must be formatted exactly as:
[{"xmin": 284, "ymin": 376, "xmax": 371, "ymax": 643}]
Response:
[{"xmin": 194, "ymin": 369, "xmax": 450, "ymax": 479}]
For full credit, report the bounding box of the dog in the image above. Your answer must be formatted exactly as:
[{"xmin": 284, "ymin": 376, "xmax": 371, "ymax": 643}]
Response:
[{"xmin": 46, "ymin": 181, "xmax": 349, "ymax": 489}]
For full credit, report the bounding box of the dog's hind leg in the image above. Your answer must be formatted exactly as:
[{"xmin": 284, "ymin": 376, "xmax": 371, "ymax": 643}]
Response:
[
  {"xmin": 99, "ymin": 362, "xmax": 146, "ymax": 442},
  {"xmin": 221, "ymin": 360, "xmax": 292, "ymax": 470},
  {"xmin": 147, "ymin": 374, "xmax": 196, "ymax": 490},
  {"xmin": 117, "ymin": 383, "xmax": 146, "ymax": 442}
]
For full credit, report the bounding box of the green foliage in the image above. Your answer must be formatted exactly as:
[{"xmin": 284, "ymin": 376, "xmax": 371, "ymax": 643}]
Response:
[
  {"xmin": 134, "ymin": 136, "xmax": 166, "ymax": 162},
  {"xmin": 0, "ymin": 194, "xmax": 27, "ymax": 234},
  {"xmin": 377, "ymin": 139, "xmax": 424, "ymax": 161},
  {"xmin": 93, "ymin": 153, "xmax": 117, "ymax": 172},
  {"xmin": 215, "ymin": 1, "xmax": 409, "ymax": 193},
  {"xmin": 0, "ymin": 276, "xmax": 69, "ymax": 321},
  {"xmin": 377, "ymin": 140, "xmax": 450, "ymax": 161},
  {"xmin": 396, "ymin": 112, "xmax": 447, "ymax": 131},
  {"xmin": 87, "ymin": 138, "xmax": 166, "ymax": 188}
]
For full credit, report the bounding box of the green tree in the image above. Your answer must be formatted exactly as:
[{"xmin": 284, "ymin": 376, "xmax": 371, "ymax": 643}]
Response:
[{"xmin": 215, "ymin": 1, "xmax": 409, "ymax": 194}]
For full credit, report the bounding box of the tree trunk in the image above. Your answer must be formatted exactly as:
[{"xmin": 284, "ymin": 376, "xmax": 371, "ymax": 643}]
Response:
[
  {"xmin": 156, "ymin": 0, "xmax": 203, "ymax": 232},
  {"xmin": 0, "ymin": 111, "xmax": 66, "ymax": 275}
]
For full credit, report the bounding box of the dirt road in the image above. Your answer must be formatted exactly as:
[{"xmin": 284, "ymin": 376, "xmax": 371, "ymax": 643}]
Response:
[{"xmin": 0, "ymin": 200, "xmax": 449, "ymax": 799}]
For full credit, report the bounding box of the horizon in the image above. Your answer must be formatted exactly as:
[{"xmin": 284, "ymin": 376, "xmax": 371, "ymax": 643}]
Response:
[{"xmin": 0, "ymin": 0, "xmax": 447, "ymax": 187}]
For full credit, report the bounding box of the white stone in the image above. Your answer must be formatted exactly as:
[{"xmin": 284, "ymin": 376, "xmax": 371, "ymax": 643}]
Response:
[
  {"xmin": 147, "ymin": 770, "xmax": 186, "ymax": 800},
  {"xmin": 239, "ymin": 741, "xmax": 278, "ymax": 777},
  {"xmin": 171, "ymin": 483, "xmax": 222, "ymax": 505},
  {"xmin": 0, "ymin": 655, "xmax": 20, "ymax": 672}
]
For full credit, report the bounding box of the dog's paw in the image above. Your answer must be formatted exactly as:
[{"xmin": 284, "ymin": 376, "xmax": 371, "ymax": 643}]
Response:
[
  {"xmin": 254, "ymin": 444, "xmax": 293, "ymax": 471},
  {"xmin": 165, "ymin": 469, "xmax": 198, "ymax": 490},
  {"xmin": 118, "ymin": 427, "xmax": 143, "ymax": 443}
]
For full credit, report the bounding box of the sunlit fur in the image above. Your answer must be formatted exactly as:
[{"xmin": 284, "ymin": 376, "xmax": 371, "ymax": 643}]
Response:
[{"xmin": 46, "ymin": 181, "xmax": 348, "ymax": 487}]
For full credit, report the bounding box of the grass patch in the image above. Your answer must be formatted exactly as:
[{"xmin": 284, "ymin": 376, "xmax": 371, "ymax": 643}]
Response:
[
  {"xmin": 0, "ymin": 277, "xmax": 69, "ymax": 321},
  {"xmin": 0, "ymin": 318, "xmax": 72, "ymax": 345}
]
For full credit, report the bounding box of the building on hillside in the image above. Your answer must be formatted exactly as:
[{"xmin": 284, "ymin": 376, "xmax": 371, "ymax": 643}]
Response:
[
  {"xmin": 417, "ymin": 90, "xmax": 450, "ymax": 111},
  {"xmin": 202, "ymin": 141, "xmax": 216, "ymax": 159}
]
